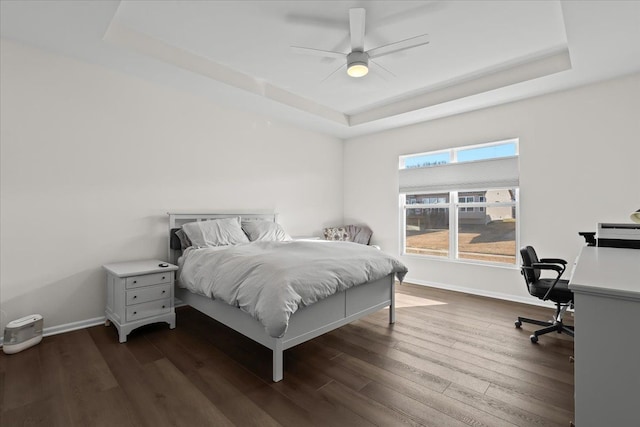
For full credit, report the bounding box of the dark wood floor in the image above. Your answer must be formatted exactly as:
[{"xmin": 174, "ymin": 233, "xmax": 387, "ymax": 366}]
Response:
[{"xmin": 0, "ymin": 283, "xmax": 574, "ymax": 427}]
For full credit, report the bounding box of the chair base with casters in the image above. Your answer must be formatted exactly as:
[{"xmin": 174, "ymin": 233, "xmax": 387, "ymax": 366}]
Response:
[
  {"xmin": 515, "ymin": 301, "xmax": 574, "ymax": 343},
  {"xmin": 516, "ymin": 246, "xmax": 575, "ymax": 344}
]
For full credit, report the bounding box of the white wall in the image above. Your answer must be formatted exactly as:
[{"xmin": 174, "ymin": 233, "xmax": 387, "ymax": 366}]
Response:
[
  {"xmin": 0, "ymin": 40, "xmax": 344, "ymax": 333},
  {"xmin": 2, "ymin": 37, "xmax": 638, "ymax": 335},
  {"xmin": 344, "ymin": 73, "xmax": 639, "ymax": 302}
]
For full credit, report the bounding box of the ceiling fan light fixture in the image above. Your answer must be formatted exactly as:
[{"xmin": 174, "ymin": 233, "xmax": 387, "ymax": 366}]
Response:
[
  {"xmin": 347, "ymin": 51, "xmax": 369, "ymax": 78},
  {"xmin": 347, "ymin": 63, "xmax": 368, "ymax": 78}
]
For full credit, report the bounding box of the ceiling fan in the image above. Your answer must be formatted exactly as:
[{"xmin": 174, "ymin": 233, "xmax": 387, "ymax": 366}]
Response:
[{"xmin": 291, "ymin": 8, "xmax": 430, "ymax": 79}]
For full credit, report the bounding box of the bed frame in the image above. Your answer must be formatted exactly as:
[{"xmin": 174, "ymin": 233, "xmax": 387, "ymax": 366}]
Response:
[{"xmin": 167, "ymin": 212, "xmax": 395, "ymax": 382}]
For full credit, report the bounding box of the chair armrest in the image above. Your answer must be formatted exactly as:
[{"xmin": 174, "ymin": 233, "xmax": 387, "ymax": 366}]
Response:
[
  {"xmin": 523, "ymin": 261, "xmax": 568, "ymax": 301},
  {"xmin": 530, "ymin": 263, "xmax": 564, "ymax": 273},
  {"xmin": 370, "ymin": 245, "xmax": 381, "ymax": 250},
  {"xmin": 539, "ymin": 258, "xmax": 567, "ymax": 265}
]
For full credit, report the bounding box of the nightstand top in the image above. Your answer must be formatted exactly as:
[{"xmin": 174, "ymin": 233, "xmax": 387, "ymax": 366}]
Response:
[{"xmin": 103, "ymin": 259, "xmax": 178, "ymax": 277}]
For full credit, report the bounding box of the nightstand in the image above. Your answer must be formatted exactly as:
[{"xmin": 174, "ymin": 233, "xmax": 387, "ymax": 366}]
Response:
[{"xmin": 103, "ymin": 259, "xmax": 178, "ymax": 343}]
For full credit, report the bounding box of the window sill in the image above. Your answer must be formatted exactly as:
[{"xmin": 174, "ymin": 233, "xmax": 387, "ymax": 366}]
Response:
[{"xmin": 401, "ymin": 253, "xmax": 520, "ymax": 270}]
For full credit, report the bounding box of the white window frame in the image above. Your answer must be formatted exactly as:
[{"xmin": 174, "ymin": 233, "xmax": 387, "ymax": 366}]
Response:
[
  {"xmin": 400, "ymin": 189, "xmax": 519, "ymax": 266},
  {"xmin": 399, "ymin": 139, "xmax": 520, "ymax": 268}
]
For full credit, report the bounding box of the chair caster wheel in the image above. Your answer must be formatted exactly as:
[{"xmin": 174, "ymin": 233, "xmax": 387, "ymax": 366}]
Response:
[
  {"xmin": 515, "ymin": 321, "xmax": 522, "ymax": 328},
  {"xmin": 530, "ymin": 335, "xmax": 538, "ymax": 343}
]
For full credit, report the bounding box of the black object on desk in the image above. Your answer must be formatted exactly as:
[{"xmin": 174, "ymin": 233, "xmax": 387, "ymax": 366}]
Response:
[{"xmin": 579, "ymin": 231, "xmax": 597, "ymax": 246}]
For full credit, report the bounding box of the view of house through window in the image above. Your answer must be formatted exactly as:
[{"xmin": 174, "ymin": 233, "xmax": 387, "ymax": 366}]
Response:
[{"xmin": 400, "ymin": 140, "xmax": 519, "ymax": 265}]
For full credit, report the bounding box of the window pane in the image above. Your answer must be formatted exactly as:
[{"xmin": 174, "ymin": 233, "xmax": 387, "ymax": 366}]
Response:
[
  {"xmin": 457, "ymin": 207, "xmax": 516, "ymax": 264},
  {"xmin": 403, "ymin": 152, "xmax": 449, "ymax": 169},
  {"xmin": 460, "ymin": 190, "xmax": 515, "ymax": 203},
  {"xmin": 405, "ymin": 207, "xmax": 450, "ymax": 257},
  {"xmin": 457, "ymin": 142, "xmax": 517, "ymax": 163}
]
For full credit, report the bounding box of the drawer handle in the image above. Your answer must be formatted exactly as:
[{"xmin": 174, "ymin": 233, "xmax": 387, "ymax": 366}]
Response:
[
  {"xmin": 133, "ymin": 295, "xmax": 137, "ymax": 299},
  {"xmin": 133, "ymin": 311, "xmax": 137, "ymax": 315},
  {"xmin": 133, "ymin": 280, "xmax": 137, "ymax": 284},
  {"xmin": 162, "ymin": 305, "xmax": 165, "ymax": 309},
  {"xmin": 162, "ymin": 276, "xmax": 165, "ymax": 280},
  {"xmin": 161, "ymin": 290, "xmax": 166, "ymax": 294}
]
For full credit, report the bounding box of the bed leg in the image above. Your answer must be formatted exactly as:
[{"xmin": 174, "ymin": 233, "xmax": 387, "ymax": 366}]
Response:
[
  {"xmin": 273, "ymin": 340, "xmax": 284, "ymax": 382},
  {"xmin": 389, "ymin": 279, "xmax": 396, "ymax": 324}
]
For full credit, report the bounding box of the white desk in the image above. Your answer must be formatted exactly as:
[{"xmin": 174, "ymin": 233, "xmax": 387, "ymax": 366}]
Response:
[{"xmin": 569, "ymin": 246, "xmax": 640, "ymax": 427}]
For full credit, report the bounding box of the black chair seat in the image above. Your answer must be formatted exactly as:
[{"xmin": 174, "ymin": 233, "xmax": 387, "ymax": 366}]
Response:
[{"xmin": 528, "ymin": 278, "xmax": 573, "ymax": 303}]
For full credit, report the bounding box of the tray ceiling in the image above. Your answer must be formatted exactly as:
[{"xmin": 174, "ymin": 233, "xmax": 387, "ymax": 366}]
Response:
[{"xmin": 2, "ymin": 1, "xmax": 639, "ymax": 138}]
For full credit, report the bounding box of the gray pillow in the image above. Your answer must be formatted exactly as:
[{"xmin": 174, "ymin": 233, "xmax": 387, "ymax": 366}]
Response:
[
  {"xmin": 242, "ymin": 220, "xmax": 292, "ymax": 242},
  {"xmin": 175, "ymin": 228, "xmax": 192, "ymax": 250},
  {"xmin": 182, "ymin": 217, "xmax": 250, "ymax": 247}
]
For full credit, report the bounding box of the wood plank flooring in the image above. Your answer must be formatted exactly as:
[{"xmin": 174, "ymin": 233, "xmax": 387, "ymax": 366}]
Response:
[{"xmin": 0, "ymin": 283, "xmax": 574, "ymax": 426}]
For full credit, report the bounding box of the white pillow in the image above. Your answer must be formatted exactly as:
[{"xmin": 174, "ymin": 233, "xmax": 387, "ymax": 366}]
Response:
[
  {"xmin": 242, "ymin": 220, "xmax": 292, "ymax": 242},
  {"xmin": 182, "ymin": 217, "xmax": 250, "ymax": 247}
]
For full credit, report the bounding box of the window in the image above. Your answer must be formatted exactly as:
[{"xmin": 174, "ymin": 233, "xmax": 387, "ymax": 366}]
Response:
[
  {"xmin": 459, "ymin": 196, "xmax": 474, "ymax": 212},
  {"xmin": 404, "ymin": 151, "xmax": 449, "ymax": 168},
  {"xmin": 399, "ymin": 140, "xmax": 519, "ymax": 265}
]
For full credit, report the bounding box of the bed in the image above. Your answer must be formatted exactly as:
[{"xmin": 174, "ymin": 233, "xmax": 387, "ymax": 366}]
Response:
[{"xmin": 168, "ymin": 212, "xmax": 406, "ymax": 382}]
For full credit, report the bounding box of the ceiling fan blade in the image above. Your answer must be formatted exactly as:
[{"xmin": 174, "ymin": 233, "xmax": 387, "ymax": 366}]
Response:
[
  {"xmin": 349, "ymin": 8, "xmax": 366, "ymax": 51},
  {"xmin": 290, "ymin": 46, "xmax": 346, "ymax": 59},
  {"xmin": 321, "ymin": 63, "xmax": 346, "ymax": 83},
  {"xmin": 367, "ymin": 34, "xmax": 430, "ymax": 59},
  {"xmin": 370, "ymin": 59, "xmax": 397, "ymax": 80}
]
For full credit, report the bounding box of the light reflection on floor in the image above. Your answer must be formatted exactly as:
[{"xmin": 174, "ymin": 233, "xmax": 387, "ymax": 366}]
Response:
[{"xmin": 392, "ymin": 292, "xmax": 448, "ymax": 308}]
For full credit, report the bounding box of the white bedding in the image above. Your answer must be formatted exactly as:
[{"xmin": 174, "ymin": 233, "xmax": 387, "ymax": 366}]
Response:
[{"xmin": 178, "ymin": 240, "xmax": 407, "ymax": 338}]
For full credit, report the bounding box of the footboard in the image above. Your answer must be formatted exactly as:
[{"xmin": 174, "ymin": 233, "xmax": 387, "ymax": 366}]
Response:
[
  {"xmin": 282, "ymin": 274, "xmax": 395, "ymax": 347},
  {"xmin": 175, "ymin": 274, "xmax": 395, "ymax": 382}
]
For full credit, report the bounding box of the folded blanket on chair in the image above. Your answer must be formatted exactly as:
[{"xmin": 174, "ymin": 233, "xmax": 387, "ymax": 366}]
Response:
[{"xmin": 345, "ymin": 224, "xmax": 373, "ymax": 245}]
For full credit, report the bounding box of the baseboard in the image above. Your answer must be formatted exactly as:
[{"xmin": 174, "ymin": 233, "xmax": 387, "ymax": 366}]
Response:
[
  {"xmin": 43, "ymin": 316, "xmax": 107, "ymax": 338},
  {"xmin": 402, "ymin": 277, "xmax": 557, "ymax": 309},
  {"xmin": 1, "ymin": 285, "xmax": 556, "ymax": 349},
  {"xmin": 0, "ymin": 316, "xmax": 106, "ymax": 348}
]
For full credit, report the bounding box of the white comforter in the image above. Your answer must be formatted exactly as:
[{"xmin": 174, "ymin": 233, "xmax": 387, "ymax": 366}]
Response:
[{"xmin": 178, "ymin": 240, "xmax": 408, "ymax": 338}]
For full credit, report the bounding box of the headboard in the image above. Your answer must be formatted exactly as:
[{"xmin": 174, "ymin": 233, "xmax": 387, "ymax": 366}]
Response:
[{"xmin": 167, "ymin": 211, "xmax": 278, "ymax": 265}]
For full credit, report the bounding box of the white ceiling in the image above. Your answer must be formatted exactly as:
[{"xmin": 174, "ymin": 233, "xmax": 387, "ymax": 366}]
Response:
[{"xmin": 2, "ymin": 1, "xmax": 639, "ymax": 138}]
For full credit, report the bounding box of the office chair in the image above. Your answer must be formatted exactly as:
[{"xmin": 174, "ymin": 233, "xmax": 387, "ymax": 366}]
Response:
[{"xmin": 516, "ymin": 246, "xmax": 574, "ymax": 343}]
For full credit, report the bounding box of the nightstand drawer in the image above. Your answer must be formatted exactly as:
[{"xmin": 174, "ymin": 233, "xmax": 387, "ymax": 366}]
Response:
[
  {"xmin": 125, "ymin": 272, "xmax": 172, "ymax": 289},
  {"xmin": 126, "ymin": 298, "xmax": 172, "ymax": 322},
  {"xmin": 126, "ymin": 284, "xmax": 171, "ymax": 305}
]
